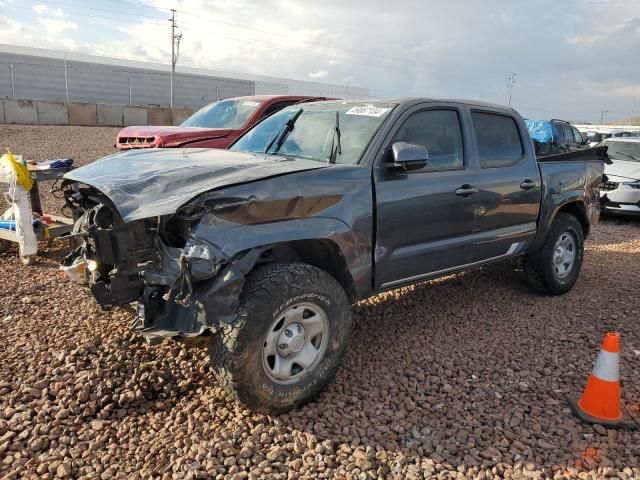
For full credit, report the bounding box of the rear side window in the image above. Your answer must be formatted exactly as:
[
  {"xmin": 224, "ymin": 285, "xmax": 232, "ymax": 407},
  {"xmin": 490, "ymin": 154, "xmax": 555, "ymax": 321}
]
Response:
[
  {"xmin": 262, "ymin": 100, "xmax": 297, "ymax": 118},
  {"xmin": 563, "ymin": 125, "xmax": 574, "ymax": 144},
  {"xmin": 471, "ymin": 112, "xmax": 523, "ymax": 168},
  {"xmin": 392, "ymin": 109, "xmax": 464, "ymax": 171}
]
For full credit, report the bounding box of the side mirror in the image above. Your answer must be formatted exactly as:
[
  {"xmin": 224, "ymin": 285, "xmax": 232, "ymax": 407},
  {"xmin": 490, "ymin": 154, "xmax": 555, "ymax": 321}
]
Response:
[{"xmin": 388, "ymin": 142, "xmax": 429, "ymax": 171}]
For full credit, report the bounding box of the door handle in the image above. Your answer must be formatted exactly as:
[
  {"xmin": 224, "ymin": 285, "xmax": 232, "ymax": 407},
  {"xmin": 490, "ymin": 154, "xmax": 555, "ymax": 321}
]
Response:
[
  {"xmin": 520, "ymin": 179, "xmax": 536, "ymax": 190},
  {"xmin": 454, "ymin": 184, "xmax": 478, "ymax": 197}
]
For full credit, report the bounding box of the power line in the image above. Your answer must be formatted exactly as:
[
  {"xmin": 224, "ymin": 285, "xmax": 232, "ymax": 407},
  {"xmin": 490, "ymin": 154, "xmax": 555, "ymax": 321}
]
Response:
[
  {"xmin": 4, "ymin": 4, "xmax": 167, "ymax": 26},
  {"xmin": 9, "ymin": 2, "xmax": 414, "ymax": 73},
  {"xmin": 101, "ymin": 0, "xmax": 421, "ymax": 65},
  {"xmin": 28, "ymin": 0, "xmax": 166, "ymax": 20}
]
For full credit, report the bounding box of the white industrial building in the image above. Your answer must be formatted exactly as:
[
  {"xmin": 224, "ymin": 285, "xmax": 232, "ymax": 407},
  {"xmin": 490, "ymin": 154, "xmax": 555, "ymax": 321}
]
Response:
[{"xmin": 0, "ymin": 44, "xmax": 368, "ymax": 110}]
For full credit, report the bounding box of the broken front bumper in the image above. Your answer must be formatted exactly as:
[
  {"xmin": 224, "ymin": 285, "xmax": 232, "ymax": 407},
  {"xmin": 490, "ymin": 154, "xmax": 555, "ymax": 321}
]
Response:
[
  {"xmin": 130, "ymin": 245, "xmax": 264, "ymax": 340},
  {"xmin": 62, "ymin": 210, "xmax": 264, "ymax": 340}
]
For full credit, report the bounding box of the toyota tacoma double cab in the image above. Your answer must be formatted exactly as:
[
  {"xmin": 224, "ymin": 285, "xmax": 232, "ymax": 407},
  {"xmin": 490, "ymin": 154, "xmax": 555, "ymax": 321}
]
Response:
[{"xmin": 61, "ymin": 98, "xmax": 606, "ymax": 413}]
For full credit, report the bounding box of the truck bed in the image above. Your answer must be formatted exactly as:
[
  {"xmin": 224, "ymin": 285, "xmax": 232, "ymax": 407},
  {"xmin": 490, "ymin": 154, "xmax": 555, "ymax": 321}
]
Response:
[{"xmin": 536, "ymin": 145, "xmax": 609, "ymax": 164}]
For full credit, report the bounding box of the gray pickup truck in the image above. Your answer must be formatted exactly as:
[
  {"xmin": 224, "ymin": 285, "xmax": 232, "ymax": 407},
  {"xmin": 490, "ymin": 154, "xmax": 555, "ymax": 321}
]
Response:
[{"xmin": 61, "ymin": 98, "xmax": 606, "ymax": 413}]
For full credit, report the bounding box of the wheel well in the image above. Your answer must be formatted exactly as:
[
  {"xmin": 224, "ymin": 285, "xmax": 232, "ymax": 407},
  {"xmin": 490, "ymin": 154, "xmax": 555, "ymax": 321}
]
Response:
[
  {"xmin": 557, "ymin": 202, "xmax": 589, "ymax": 236},
  {"xmin": 259, "ymin": 240, "xmax": 356, "ymax": 302}
]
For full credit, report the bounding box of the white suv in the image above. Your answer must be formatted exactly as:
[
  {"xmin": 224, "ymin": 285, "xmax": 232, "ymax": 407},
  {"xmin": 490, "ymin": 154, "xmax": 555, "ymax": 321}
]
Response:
[{"xmin": 586, "ymin": 129, "xmax": 639, "ymax": 147}]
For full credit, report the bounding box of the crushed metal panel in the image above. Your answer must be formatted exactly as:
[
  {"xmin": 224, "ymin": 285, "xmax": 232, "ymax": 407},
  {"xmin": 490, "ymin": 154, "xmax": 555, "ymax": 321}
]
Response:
[{"xmin": 63, "ymin": 148, "xmax": 328, "ymax": 222}]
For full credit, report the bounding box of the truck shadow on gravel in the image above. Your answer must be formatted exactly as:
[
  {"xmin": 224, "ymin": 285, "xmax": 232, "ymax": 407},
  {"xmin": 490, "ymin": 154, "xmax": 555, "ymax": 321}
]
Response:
[{"xmin": 279, "ymin": 247, "xmax": 640, "ymax": 474}]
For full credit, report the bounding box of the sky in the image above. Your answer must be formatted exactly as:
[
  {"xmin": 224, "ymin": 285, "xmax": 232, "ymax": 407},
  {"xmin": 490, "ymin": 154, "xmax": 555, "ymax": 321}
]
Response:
[{"xmin": 0, "ymin": 0, "xmax": 638, "ymax": 123}]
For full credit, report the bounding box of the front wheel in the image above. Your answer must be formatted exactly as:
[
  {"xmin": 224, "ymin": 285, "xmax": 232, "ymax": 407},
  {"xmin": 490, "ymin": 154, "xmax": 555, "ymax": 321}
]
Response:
[
  {"xmin": 209, "ymin": 262, "xmax": 352, "ymax": 413},
  {"xmin": 523, "ymin": 213, "xmax": 584, "ymax": 295}
]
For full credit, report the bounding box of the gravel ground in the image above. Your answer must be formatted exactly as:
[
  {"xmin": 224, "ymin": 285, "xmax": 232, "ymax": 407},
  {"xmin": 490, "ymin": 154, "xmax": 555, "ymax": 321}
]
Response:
[{"xmin": 1, "ymin": 125, "xmax": 640, "ymax": 480}]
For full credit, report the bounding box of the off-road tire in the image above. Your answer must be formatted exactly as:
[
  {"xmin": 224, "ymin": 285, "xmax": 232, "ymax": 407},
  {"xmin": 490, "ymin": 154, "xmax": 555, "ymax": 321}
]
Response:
[
  {"xmin": 523, "ymin": 213, "xmax": 584, "ymax": 295},
  {"xmin": 209, "ymin": 262, "xmax": 352, "ymax": 413}
]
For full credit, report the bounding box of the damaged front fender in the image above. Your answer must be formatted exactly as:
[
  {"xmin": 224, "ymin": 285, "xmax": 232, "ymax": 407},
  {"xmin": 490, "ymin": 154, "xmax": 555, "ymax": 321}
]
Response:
[{"xmin": 134, "ymin": 245, "xmax": 266, "ymax": 340}]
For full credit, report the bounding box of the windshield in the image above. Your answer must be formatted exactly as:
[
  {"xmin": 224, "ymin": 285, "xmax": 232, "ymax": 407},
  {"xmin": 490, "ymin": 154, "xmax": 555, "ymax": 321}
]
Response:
[
  {"xmin": 604, "ymin": 141, "xmax": 640, "ymax": 162},
  {"xmin": 180, "ymin": 98, "xmax": 263, "ymax": 129},
  {"xmin": 230, "ymin": 101, "xmax": 396, "ymax": 164}
]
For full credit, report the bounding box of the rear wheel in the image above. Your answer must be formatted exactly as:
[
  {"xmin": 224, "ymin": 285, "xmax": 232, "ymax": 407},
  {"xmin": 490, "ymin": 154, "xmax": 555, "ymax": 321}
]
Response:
[
  {"xmin": 523, "ymin": 213, "xmax": 584, "ymax": 295},
  {"xmin": 209, "ymin": 262, "xmax": 352, "ymax": 413}
]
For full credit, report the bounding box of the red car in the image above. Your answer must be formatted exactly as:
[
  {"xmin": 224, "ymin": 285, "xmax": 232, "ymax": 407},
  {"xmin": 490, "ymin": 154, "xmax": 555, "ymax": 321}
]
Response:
[{"xmin": 116, "ymin": 95, "xmax": 328, "ymax": 150}]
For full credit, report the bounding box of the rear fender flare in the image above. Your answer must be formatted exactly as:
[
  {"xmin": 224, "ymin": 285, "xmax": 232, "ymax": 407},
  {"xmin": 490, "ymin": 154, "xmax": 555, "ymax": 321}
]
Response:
[{"xmin": 531, "ymin": 196, "xmax": 587, "ymax": 251}]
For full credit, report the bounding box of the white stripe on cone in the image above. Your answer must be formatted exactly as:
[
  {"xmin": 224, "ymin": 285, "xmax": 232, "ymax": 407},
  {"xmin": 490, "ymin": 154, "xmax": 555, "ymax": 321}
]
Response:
[{"xmin": 592, "ymin": 349, "xmax": 620, "ymax": 382}]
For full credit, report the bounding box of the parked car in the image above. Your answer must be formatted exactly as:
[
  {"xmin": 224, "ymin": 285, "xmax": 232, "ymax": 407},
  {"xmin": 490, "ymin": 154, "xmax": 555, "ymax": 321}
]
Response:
[
  {"xmin": 600, "ymin": 137, "xmax": 640, "ymax": 216},
  {"xmin": 62, "ymin": 98, "xmax": 606, "ymax": 413},
  {"xmin": 115, "ymin": 95, "xmax": 328, "ymax": 150},
  {"xmin": 584, "ymin": 129, "xmax": 639, "ymax": 147},
  {"xmin": 525, "ymin": 119, "xmax": 587, "ymax": 156}
]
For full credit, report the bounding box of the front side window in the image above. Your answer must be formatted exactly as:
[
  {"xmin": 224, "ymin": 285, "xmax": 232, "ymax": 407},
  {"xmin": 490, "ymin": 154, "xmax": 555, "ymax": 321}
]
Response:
[
  {"xmin": 181, "ymin": 98, "xmax": 263, "ymax": 129},
  {"xmin": 471, "ymin": 112, "xmax": 524, "ymax": 168},
  {"xmin": 231, "ymin": 101, "xmax": 395, "ymax": 164},
  {"xmin": 391, "ymin": 109, "xmax": 464, "ymax": 171}
]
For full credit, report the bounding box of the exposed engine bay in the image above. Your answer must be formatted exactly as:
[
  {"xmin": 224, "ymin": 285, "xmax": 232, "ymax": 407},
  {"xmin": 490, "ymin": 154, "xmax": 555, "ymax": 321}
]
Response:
[{"xmin": 60, "ymin": 180, "xmax": 262, "ymax": 340}]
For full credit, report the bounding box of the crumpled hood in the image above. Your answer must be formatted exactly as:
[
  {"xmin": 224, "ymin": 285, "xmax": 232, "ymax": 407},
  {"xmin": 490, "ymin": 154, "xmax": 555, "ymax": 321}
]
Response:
[
  {"xmin": 118, "ymin": 126, "xmax": 232, "ymax": 147},
  {"xmin": 605, "ymin": 159, "xmax": 640, "ymax": 182},
  {"xmin": 64, "ymin": 148, "xmax": 328, "ymax": 222}
]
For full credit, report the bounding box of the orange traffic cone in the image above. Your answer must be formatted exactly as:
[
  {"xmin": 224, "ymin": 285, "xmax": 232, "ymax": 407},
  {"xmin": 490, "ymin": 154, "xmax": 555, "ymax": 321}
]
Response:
[{"xmin": 568, "ymin": 332, "xmax": 637, "ymax": 429}]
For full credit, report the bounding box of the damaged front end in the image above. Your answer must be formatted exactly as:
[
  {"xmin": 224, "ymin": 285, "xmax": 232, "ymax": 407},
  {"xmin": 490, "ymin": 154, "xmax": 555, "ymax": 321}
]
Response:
[{"xmin": 60, "ymin": 182, "xmax": 259, "ymax": 341}]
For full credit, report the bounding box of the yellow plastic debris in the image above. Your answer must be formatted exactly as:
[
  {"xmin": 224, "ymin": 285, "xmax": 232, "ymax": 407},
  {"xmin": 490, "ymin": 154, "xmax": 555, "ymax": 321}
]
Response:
[{"xmin": 0, "ymin": 148, "xmax": 33, "ymax": 191}]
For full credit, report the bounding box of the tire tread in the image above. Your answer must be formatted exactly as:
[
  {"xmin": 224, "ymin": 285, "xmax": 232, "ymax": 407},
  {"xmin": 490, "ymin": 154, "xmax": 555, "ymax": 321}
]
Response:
[
  {"xmin": 523, "ymin": 212, "xmax": 584, "ymax": 295},
  {"xmin": 209, "ymin": 262, "xmax": 351, "ymax": 413}
]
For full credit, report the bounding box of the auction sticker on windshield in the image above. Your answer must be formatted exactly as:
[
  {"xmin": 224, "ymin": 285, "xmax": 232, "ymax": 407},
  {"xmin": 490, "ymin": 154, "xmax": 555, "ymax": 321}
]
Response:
[
  {"xmin": 345, "ymin": 106, "xmax": 390, "ymax": 117},
  {"xmin": 242, "ymin": 101, "xmax": 260, "ymax": 107}
]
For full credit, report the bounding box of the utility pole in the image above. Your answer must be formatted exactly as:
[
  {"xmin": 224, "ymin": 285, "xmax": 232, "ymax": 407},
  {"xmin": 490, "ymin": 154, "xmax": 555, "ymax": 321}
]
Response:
[
  {"xmin": 506, "ymin": 73, "xmax": 516, "ymax": 107},
  {"xmin": 599, "ymin": 110, "xmax": 608, "ymax": 126},
  {"xmin": 630, "ymin": 96, "xmax": 637, "ymax": 126},
  {"xmin": 169, "ymin": 9, "xmax": 182, "ymax": 108}
]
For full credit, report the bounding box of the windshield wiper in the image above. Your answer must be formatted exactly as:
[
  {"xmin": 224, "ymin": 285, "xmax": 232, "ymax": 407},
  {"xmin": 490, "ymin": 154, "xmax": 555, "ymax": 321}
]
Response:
[
  {"xmin": 327, "ymin": 111, "xmax": 342, "ymax": 164},
  {"xmin": 264, "ymin": 108, "xmax": 303, "ymax": 155},
  {"xmin": 614, "ymin": 151, "xmax": 640, "ymax": 161}
]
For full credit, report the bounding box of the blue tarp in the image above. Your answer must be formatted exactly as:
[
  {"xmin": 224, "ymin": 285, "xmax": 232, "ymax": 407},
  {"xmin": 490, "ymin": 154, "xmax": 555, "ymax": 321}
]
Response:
[
  {"xmin": 525, "ymin": 119, "xmax": 555, "ymax": 144},
  {"xmin": 0, "ymin": 219, "xmax": 42, "ymax": 231}
]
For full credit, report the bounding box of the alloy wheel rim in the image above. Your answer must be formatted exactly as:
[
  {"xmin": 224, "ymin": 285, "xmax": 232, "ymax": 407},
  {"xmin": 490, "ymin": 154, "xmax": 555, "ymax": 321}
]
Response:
[
  {"xmin": 552, "ymin": 232, "xmax": 576, "ymax": 279},
  {"xmin": 262, "ymin": 302, "xmax": 329, "ymax": 384}
]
